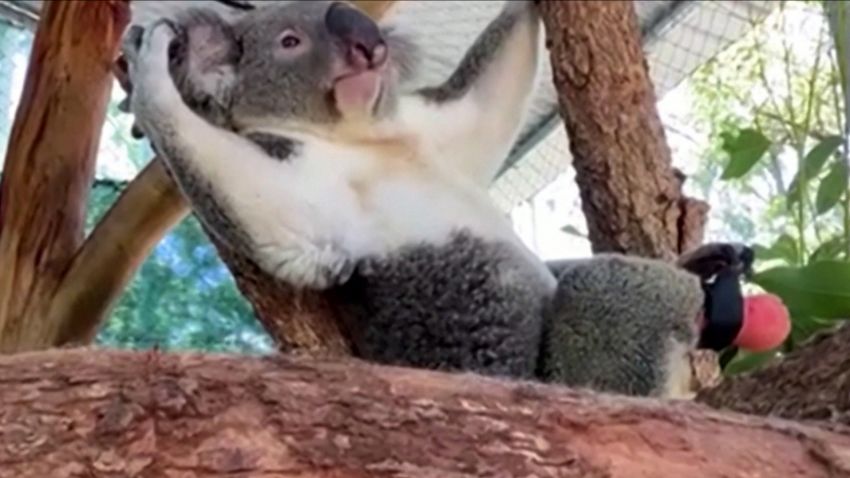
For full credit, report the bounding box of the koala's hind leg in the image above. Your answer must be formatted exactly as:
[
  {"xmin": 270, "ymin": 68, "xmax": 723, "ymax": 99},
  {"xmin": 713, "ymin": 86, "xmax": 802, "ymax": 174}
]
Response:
[
  {"xmin": 333, "ymin": 232, "xmax": 551, "ymax": 380},
  {"xmin": 541, "ymin": 255, "xmax": 704, "ymax": 398}
]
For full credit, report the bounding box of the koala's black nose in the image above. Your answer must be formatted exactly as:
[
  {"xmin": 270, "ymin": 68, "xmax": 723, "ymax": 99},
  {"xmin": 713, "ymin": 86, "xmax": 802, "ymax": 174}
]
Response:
[{"xmin": 325, "ymin": 1, "xmax": 388, "ymax": 69}]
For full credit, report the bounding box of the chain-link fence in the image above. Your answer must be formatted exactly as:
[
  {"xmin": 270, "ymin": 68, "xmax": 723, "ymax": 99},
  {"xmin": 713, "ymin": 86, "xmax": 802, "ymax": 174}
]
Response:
[{"xmin": 492, "ymin": 1, "xmax": 780, "ymax": 259}]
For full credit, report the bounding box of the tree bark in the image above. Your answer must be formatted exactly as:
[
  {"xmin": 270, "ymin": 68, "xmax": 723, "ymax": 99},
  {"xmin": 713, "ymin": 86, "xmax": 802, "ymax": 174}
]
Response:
[
  {"xmin": 538, "ymin": 0, "xmax": 708, "ymax": 260},
  {"xmin": 698, "ymin": 324, "xmax": 850, "ymax": 426},
  {"xmin": 0, "ymin": 1, "xmax": 130, "ymax": 353},
  {"xmin": 1, "ymin": 348, "xmax": 849, "ymax": 478},
  {"xmin": 46, "ymin": 0, "xmax": 397, "ymax": 354}
]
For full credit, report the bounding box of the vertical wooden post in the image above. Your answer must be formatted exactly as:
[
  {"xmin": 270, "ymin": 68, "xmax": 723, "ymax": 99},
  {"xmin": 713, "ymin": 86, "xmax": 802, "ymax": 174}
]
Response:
[
  {"xmin": 538, "ymin": 0, "xmax": 708, "ymax": 259},
  {"xmin": 0, "ymin": 1, "xmax": 130, "ymax": 352}
]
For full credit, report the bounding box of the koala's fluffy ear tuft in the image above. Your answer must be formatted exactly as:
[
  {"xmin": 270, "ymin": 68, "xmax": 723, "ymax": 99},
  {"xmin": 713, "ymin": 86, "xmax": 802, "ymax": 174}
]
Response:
[
  {"xmin": 381, "ymin": 26, "xmax": 421, "ymax": 86},
  {"xmin": 169, "ymin": 8, "xmax": 242, "ymax": 126}
]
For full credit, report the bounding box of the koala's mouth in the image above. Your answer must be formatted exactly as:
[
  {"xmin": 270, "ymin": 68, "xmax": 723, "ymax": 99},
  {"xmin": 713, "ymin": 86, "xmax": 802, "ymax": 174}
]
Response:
[{"xmin": 332, "ymin": 70, "xmax": 384, "ymax": 118}]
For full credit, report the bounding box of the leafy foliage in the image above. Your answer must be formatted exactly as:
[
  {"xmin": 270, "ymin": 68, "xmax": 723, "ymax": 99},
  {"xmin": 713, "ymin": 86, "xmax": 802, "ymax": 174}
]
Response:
[
  {"xmin": 685, "ymin": 1, "xmax": 850, "ymax": 375},
  {"xmin": 720, "ymin": 128, "xmax": 771, "ymax": 179},
  {"xmin": 753, "ymin": 261, "xmax": 850, "ymax": 319},
  {"xmin": 86, "ymin": 183, "xmax": 273, "ymax": 354},
  {"xmin": 815, "ymin": 160, "xmax": 848, "ymax": 214}
]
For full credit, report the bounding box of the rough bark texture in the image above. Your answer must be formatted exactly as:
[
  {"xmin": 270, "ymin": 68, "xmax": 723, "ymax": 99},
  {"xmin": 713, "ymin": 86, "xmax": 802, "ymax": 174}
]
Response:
[
  {"xmin": 538, "ymin": 0, "xmax": 708, "ymax": 260},
  {"xmin": 47, "ymin": 0, "xmax": 396, "ymax": 352},
  {"xmin": 0, "ymin": 0, "xmax": 130, "ymax": 353},
  {"xmin": 698, "ymin": 324, "xmax": 850, "ymax": 426},
  {"xmin": 1, "ymin": 348, "xmax": 850, "ymax": 478},
  {"xmin": 212, "ymin": 240, "xmax": 352, "ymax": 355}
]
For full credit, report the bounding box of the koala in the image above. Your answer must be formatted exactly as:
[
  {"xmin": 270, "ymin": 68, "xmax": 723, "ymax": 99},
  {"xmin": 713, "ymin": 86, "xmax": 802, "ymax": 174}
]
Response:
[
  {"xmin": 122, "ymin": 0, "xmax": 705, "ymax": 397},
  {"xmin": 123, "ymin": 0, "xmax": 552, "ymax": 379}
]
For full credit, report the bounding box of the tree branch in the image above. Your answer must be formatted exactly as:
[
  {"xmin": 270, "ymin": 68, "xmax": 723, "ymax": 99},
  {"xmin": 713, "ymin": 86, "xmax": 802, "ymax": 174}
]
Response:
[
  {"xmin": 538, "ymin": 0, "xmax": 708, "ymax": 259},
  {"xmin": 48, "ymin": 159, "xmax": 189, "ymax": 346},
  {"xmin": 49, "ymin": 0, "xmax": 397, "ymax": 351},
  {"xmin": 0, "ymin": 0, "xmax": 130, "ymax": 353},
  {"xmin": 1, "ymin": 348, "xmax": 849, "ymax": 477}
]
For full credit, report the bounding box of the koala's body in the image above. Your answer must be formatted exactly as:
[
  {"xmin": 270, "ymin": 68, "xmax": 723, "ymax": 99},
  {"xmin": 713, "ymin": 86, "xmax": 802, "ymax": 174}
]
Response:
[
  {"xmin": 124, "ymin": 0, "xmax": 701, "ymax": 395},
  {"xmin": 125, "ymin": 0, "xmax": 554, "ymax": 379}
]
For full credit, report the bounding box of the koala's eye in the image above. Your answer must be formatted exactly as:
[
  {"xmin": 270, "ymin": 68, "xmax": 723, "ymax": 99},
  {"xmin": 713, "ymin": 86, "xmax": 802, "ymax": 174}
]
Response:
[{"xmin": 280, "ymin": 31, "xmax": 302, "ymax": 49}]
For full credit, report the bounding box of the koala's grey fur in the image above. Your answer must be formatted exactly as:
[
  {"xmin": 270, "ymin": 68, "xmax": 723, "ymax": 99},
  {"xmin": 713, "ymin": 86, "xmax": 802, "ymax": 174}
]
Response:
[
  {"xmin": 541, "ymin": 255, "xmax": 702, "ymax": 396},
  {"xmin": 243, "ymin": 132, "xmax": 299, "ymax": 161},
  {"xmin": 168, "ymin": 1, "xmax": 419, "ymax": 130},
  {"xmin": 331, "ymin": 231, "xmax": 551, "ymax": 379}
]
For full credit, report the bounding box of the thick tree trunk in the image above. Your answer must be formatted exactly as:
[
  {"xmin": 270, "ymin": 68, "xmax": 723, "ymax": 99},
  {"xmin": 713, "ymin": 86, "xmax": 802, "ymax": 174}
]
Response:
[
  {"xmin": 538, "ymin": 0, "xmax": 708, "ymax": 260},
  {"xmin": 698, "ymin": 324, "xmax": 850, "ymax": 425},
  {"xmin": 0, "ymin": 1, "xmax": 130, "ymax": 353},
  {"xmin": 1, "ymin": 348, "xmax": 849, "ymax": 478},
  {"xmin": 48, "ymin": 0, "xmax": 397, "ymax": 354}
]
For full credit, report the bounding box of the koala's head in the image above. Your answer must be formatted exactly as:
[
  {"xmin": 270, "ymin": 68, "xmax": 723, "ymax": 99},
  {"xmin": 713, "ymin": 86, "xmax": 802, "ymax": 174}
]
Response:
[{"xmin": 171, "ymin": 1, "xmax": 418, "ymax": 132}]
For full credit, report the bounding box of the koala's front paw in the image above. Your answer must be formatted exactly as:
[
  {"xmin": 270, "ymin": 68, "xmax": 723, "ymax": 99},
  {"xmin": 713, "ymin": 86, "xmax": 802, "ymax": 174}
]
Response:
[
  {"xmin": 255, "ymin": 242, "xmax": 355, "ymax": 290},
  {"xmin": 122, "ymin": 20, "xmax": 185, "ymax": 131},
  {"xmin": 123, "ymin": 20, "xmax": 180, "ymax": 77}
]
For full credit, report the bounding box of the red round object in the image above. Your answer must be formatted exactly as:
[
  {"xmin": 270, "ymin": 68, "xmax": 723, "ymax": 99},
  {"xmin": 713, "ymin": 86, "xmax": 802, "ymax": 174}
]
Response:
[{"xmin": 733, "ymin": 294, "xmax": 791, "ymax": 352}]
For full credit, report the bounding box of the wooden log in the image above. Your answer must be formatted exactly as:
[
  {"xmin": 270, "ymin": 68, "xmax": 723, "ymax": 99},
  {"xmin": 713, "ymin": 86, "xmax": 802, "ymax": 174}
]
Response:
[
  {"xmin": 538, "ymin": 0, "xmax": 708, "ymax": 259},
  {"xmin": 0, "ymin": 0, "xmax": 130, "ymax": 352},
  {"xmin": 0, "ymin": 348, "xmax": 848, "ymax": 477},
  {"xmin": 698, "ymin": 324, "xmax": 850, "ymax": 426}
]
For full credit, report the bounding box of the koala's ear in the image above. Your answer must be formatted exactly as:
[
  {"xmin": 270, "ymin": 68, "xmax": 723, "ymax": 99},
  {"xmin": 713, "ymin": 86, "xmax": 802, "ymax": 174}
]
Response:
[{"xmin": 169, "ymin": 8, "xmax": 242, "ymax": 122}]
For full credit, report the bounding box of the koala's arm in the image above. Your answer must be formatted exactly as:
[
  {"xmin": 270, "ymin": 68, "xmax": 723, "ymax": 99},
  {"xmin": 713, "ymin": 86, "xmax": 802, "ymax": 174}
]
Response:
[
  {"xmin": 540, "ymin": 255, "xmax": 704, "ymax": 399},
  {"xmin": 123, "ymin": 21, "xmax": 352, "ymax": 289},
  {"xmin": 399, "ymin": 1, "xmax": 541, "ymax": 184}
]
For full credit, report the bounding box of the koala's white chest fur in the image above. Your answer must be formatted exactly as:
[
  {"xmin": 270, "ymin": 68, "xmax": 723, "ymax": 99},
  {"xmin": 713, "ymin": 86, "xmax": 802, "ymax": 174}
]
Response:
[{"xmin": 233, "ymin": 124, "xmax": 544, "ymax": 281}]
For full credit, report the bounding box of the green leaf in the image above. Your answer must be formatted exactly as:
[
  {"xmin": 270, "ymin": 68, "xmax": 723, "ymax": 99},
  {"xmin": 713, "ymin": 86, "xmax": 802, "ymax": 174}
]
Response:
[
  {"xmin": 751, "ymin": 244, "xmax": 776, "ymax": 260},
  {"xmin": 754, "ymin": 234, "xmax": 798, "ymax": 265},
  {"xmin": 752, "ymin": 261, "xmax": 850, "ymax": 319},
  {"xmin": 789, "ymin": 315, "xmax": 836, "ymax": 345},
  {"xmin": 815, "ymin": 161, "xmax": 849, "ymax": 215},
  {"xmin": 789, "ymin": 137, "xmax": 845, "ymax": 211},
  {"xmin": 720, "ymin": 128, "xmax": 771, "ymax": 179},
  {"xmin": 809, "ymin": 236, "xmax": 848, "ymax": 263},
  {"xmin": 723, "ymin": 349, "xmax": 781, "ymax": 376},
  {"xmin": 786, "ymin": 173, "xmax": 802, "ymax": 210},
  {"xmin": 803, "ymin": 135, "xmax": 843, "ymax": 178}
]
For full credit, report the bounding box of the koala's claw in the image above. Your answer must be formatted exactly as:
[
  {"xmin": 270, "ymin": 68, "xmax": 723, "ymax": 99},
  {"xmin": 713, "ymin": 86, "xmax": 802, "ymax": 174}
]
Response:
[
  {"xmin": 122, "ymin": 19, "xmax": 178, "ymax": 76},
  {"xmin": 121, "ymin": 25, "xmax": 145, "ymax": 62}
]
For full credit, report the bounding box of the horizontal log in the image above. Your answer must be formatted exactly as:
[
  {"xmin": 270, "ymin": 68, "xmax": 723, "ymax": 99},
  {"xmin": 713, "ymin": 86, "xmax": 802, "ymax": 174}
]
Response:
[
  {"xmin": 698, "ymin": 325, "xmax": 850, "ymax": 425},
  {"xmin": 0, "ymin": 349, "xmax": 849, "ymax": 477}
]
